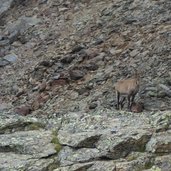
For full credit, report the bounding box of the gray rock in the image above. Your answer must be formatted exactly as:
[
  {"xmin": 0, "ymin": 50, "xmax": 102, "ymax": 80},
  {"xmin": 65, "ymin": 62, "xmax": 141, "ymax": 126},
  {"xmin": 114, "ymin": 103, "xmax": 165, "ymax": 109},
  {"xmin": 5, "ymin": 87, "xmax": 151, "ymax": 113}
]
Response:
[
  {"xmin": 114, "ymin": 152, "xmax": 153, "ymax": 171},
  {"xmin": 0, "ymin": 153, "xmax": 55, "ymax": 171},
  {"xmin": 130, "ymin": 49, "xmax": 139, "ymax": 57},
  {"xmin": 58, "ymin": 146, "xmax": 101, "ymax": 166},
  {"xmin": 8, "ymin": 30, "xmax": 20, "ymax": 44},
  {"xmin": 38, "ymin": 0, "xmax": 48, "ymax": 5},
  {"xmin": 0, "ymin": 130, "xmax": 56, "ymax": 158},
  {"xmin": 61, "ymin": 55, "xmax": 76, "ymax": 64},
  {"xmin": 89, "ymin": 102, "xmax": 98, "ymax": 109},
  {"xmin": 83, "ymin": 62, "xmax": 99, "ymax": 71},
  {"xmin": 159, "ymin": 84, "xmax": 171, "ymax": 97},
  {"xmin": 57, "ymin": 112, "xmax": 154, "ymax": 167},
  {"xmin": 0, "ymin": 0, "xmax": 13, "ymax": 17},
  {"xmin": 146, "ymin": 132, "xmax": 171, "ymax": 153},
  {"xmin": 0, "ymin": 39, "xmax": 10, "ymax": 47},
  {"xmin": 0, "ymin": 113, "xmax": 59, "ymax": 170},
  {"xmin": 71, "ymin": 45, "xmax": 84, "ymax": 54},
  {"xmin": 0, "ymin": 59, "xmax": 9, "ymax": 67},
  {"xmin": 67, "ymin": 90, "xmax": 79, "ymax": 100},
  {"xmin": 6, "ymin": 16, "xmax": 41, "ymax": 35},
  {"xmin": 69, "ymin": 70, "xmax": 85, "ymax": 80},
  {"xmin": 96, "ymin": 129, "xmax": 152, "ymax": 159},
  {"xmin": 0, "ymin": 115, "xmax": 45, "ymax": 134},
  {"xmin": 3, "ymin": 53, "xmax": 18, "ymax": 63},
  {"xmin": 58, "ymin": 130, "xmax": 101, "ymax": 148},
  {"xmin": 56, "ymin": 152, "xmax": 153, "ymax": 171},
  {"xmin": 87, "ymin": 161, "xmax": 116, "ymax": 171},
  {"xmin": 54, "ymin": 162, "xmax": 94, "ymax": 171},
  {"xmin": 154, "ymin": 155, "xmax": 171, "ymax": 171},
  {"xmin": 150, "ymin": 112, "xmax": 171, "ymax": 132}
]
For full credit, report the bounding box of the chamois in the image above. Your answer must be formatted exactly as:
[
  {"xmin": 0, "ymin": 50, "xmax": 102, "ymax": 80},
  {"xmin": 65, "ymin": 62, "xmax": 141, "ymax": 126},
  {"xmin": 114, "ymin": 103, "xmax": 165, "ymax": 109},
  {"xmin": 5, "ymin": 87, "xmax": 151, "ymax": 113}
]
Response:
[{"xmin": 114, "ymin": 72, "xmax": 140, "ymax": 110}]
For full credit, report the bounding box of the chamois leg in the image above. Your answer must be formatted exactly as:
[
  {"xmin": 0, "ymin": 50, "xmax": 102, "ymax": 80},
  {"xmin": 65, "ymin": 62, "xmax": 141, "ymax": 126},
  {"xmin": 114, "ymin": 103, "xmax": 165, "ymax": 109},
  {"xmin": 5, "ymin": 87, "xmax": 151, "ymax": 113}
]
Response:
[
  {"xmin": 120, "ymin": 97, "xmax": 126, "ymax": 109},
  {"xmin": 116, "ymin": 91, "xmax": 120, "ymax": 110},
  {"xmin": 127, "ymin": 95, "xmax": 131, "ymax": 111},
  {"xmin": 131, "ymin": 94, "xmax": 136, "ymax": 106}
]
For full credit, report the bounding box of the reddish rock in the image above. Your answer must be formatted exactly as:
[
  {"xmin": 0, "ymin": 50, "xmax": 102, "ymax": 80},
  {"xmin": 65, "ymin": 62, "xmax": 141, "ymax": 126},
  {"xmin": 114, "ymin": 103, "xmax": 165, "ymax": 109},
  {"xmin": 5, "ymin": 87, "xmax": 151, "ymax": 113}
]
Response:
[
  {"xmin": 32, "ymin": 100, "xmax": 40, "ymax": 110},
  {"xmin": 69, "ymin": 70, "xmax": 85, "ymax": 80},
  {"xmin": 39, "ymin": 82, "xmax": 46, "ymax": 92},
  {"xmin": 50, "ymin": 79, "xmax": 67, "ymax": 87},
  {"xmin": 131, "ymin": 102, "xmax": 144, "ymax": 113},
  {"xmin": 15, "ymin": 105, "xmax": 32, "ymax": 115},
  {"xmin": 85, "ymin": 48, "xmax": 98, "ymax": 59},
  {"xmin": 40, "ymin": 92, "xmax": 50, "ymax": 101}
]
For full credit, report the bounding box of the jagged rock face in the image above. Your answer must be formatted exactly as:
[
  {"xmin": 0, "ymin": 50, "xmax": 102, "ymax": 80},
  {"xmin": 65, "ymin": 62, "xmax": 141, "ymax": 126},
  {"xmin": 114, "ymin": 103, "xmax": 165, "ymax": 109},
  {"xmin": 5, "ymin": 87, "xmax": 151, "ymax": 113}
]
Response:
[
  {"xmin": 0, "ymin": 0, "xmax": 171, "ymax": 170},
  {"xmin": 0, "ymin": 114, "xmax": 60, "ymax": 170},
  {"xmin": 1, "ymin": 111, "xmax": 171, "ymax": 170}
]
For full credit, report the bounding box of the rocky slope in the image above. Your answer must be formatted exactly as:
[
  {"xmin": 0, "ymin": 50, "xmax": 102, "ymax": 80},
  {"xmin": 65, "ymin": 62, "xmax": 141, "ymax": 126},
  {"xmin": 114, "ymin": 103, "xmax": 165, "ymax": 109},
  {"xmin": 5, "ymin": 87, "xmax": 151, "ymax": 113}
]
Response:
[{"xmin": 0, "ymin": 0, "xmax": 171, "ymax": 170}]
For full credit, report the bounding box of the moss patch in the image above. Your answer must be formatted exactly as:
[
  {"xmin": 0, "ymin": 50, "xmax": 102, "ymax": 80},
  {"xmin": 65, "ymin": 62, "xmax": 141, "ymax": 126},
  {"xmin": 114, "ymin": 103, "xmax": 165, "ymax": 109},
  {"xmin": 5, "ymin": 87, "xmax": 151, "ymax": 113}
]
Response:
[
  {"xmin": 126, "ymin": 154, "xmax": 138, "ymax": 161},
  {"xmin": 47, "ymin": 163, "xmax": 60, "ymax": 171},
  {"xmin": 26, "ymin": 122, "xmax": 45, "ymax": 130},
  {"xmin": 144, "ymin": 162, "xmax": 154, "ymax": 170},
  {"xmin": 51, "ymin": 131, "xmax": 62, "ymax": 153}
]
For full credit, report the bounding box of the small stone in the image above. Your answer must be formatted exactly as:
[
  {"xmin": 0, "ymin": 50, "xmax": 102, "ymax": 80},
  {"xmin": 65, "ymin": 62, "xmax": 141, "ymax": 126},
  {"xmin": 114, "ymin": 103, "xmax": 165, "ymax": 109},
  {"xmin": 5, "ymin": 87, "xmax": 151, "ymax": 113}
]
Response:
[
  {"xmin": 58, "ymin": 7, "xmax": 68, "ymax": 12},
  {"xmin": 89, "ymin": 103, "xmax": 97, "ymax": 109},
  {"xmin": 130, "ymin": 49, "xmax": 139, "ymax": 57},
  {"xmin": 61, "ymin": 55, "xmax": 75, "ymax": 64},
  {"xmin": 15, "ymin": 105, "xmax": 32, "ymax": 115},
  {"xmin": 68, "ymin": 91, "xmax": 79, "ymax": 100},
  {"xmin": 39, "ymin": 61, "xmax": 52, "ymax": 67},
  {"xmin": 12, "ymin": 41, "xmax": 22, "ymax": 47},
  {"xmin": 32, "ymin": 85, "xmax": 39, "ymax": 91},
  {"xmin": 70, "ymin": 105, "xmax": 80, "ymax": 112},
  {"xmin": 8, "ymin": 30, "xmax": 20, "ymax": 44},
  {"xmin": 53, "ymin": 74, "xmax": 61, "ymax": 80},
  {"xmin": 3, "ymin": 53, "xmax": 18, "ymax": 63},
  {"xmin": 93, "ymin": 39, "xmax": 103, "ymax": 45},
  {"xmin": 16, "ymin": 88, "xmax": 25, "ymax": 97},
  {"xmin": 0, "ymin": 101, "xmax": 10, "ymax": 111},
  {"xmin": 0, "ymin": 59, "xmax": 9, "ymax": 67},
  {"xmin": 109, "ymin": 48, "xmax": 116, "ymax": 55},
  {"xmin": 85, "ymin": 49, "xmax": 98, "ymax": 59},
  {"xmin": 0, "ymin": 49, "xmax": 5, "ymax": 57},
  {"xmin": 157, "ymin": 91, "xmax": 167, "ymax": 98},
  {"xmin": 39, "ymin": 82, "xmax": 46, "ymax": 92},
  {"xmin": 32, "ymin": 100, "xmax": 40, "ymax": 110},
  {"xmin": 77, "ymin": 87, "xmax": 88, "ymax": 95},
  {"xmin": 69, "ymin": 70, "xmax": 85, "ymax": 80},
  {"xmin": 38, "ymin": 0, "xmax": 48, "ymax": 4},
  {"xmin": 0, "ymin": 39, "xmax": 9, "ymax": 46},
  {"xmin": 71, "ymin": 45, "xmax": 84, "ymax": 54},
  {"xmin": 159, "ymin": 84, "xmax": 171, "ymax": 97},
  {"xmin": 111, "ymin": 127, "xmax": 118, "ymax": 134},
  {"xmin": 84, "ymin": 62, "xmax": 99, "ymax": 71}
]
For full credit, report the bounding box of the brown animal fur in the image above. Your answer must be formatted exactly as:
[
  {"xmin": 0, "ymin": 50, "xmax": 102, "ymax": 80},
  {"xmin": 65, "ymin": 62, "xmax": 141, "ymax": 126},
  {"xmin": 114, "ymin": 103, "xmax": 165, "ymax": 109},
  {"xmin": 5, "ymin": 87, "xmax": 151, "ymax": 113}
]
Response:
[{"xmin": 114, "ymin": 72, "xmax": 140, "ymax": 110}]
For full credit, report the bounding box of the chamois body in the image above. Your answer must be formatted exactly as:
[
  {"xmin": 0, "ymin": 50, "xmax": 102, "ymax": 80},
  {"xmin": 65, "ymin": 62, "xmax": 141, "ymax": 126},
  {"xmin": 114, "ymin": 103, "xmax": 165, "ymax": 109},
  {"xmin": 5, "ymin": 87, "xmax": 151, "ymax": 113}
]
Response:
[{"xmin": 114, "ymin": 74, "xmax": 140, "ymax": 110}]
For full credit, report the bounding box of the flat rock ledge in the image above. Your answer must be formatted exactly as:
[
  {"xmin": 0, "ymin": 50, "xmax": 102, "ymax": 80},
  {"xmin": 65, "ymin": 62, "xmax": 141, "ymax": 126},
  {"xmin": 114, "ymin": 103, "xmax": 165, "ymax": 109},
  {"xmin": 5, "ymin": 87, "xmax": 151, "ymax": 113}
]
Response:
[
  {"xmin": 0, "ymin": 111, "xmax": 171, "ymax": 171},
  {"xmin": 0, "ymin": 114, "xmax": 60, "ymax": 171}
]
